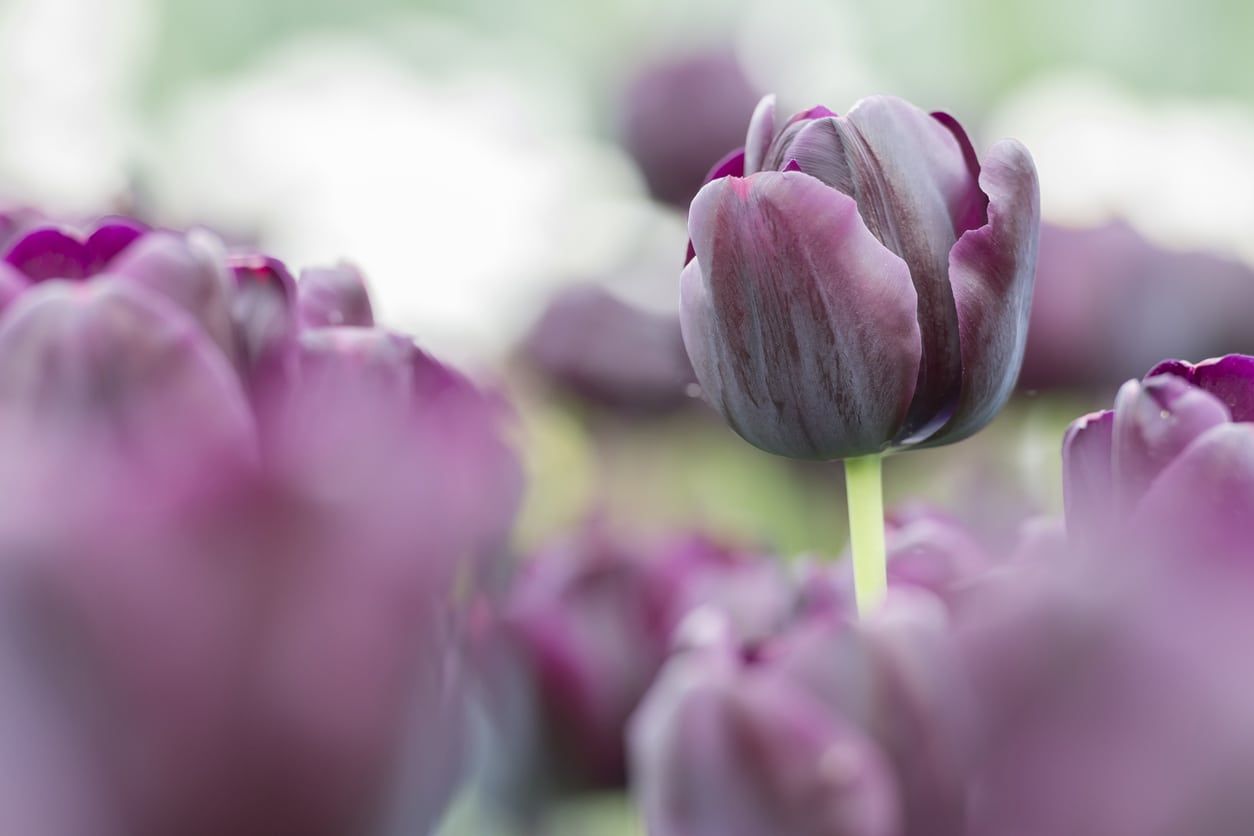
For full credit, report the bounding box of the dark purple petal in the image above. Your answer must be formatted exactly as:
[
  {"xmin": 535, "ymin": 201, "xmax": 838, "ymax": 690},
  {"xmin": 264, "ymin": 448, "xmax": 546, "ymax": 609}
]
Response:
[
  {"xmin": 84, "ymin": 218, "xmax": 149, "ymax": 272},
  {"xmin": 1061, "ymin": 410, "xmax": 1115, "ymax": 544},
  {"xmin": 1148, "ymin": 354, "xmax": 1254, "ymax": 422},
  {"xmin": 4, "ymin": 228, "xmax": 91, "ymax": 282},
  {"xmin": 297, "ymin": 264, "xmax": 375, "ymax": 328},
  {"xmin": 682, "ymin": 171, "xmax": 921, "ymax": 459},
  {"xmin": 1111, "ymin": 375, "xmax": 1230, "ymax": 515},
  {"xmin": 930, "ymin": 112, "xmax": 988, "ymax": 236},
  {"xmin": 922, "ymin": 139, "xmax": 1039, "ymax": 447},
  {"xmin": 618, "ymin": 48, "xmax": 762, "ymax": 208},
  {"xmin": 775, "ymin": 97, "xmax": 977, "ymax": 439}
]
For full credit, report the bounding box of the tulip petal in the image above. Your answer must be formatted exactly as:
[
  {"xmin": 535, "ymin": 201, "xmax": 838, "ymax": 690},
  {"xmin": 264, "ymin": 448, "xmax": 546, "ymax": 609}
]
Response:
[
  {"xmin": 1149, "ymin": 354, "xmax": 1254, "ymax": 422},
  {"xmin": 783, "ymin": 99, "xmax": 980, "ymax": 439},
  {"xmin": 1111, "ymin": 375, "xmax": 1230, "ymax": 515},
  {"xmin": 682, "ymin": 171, "xmax": 920, "ymax": 459},
  {"xmin": 0, "ymin": 263, "xmax": 26, "ymax": 314},
  {"xmin": 1061, "ymin": 410, "xmax": 1115, "ymax": 544},
  {"xmin": 297, "ymin": 264, "xmax": 375, "ymax": 328},
  {"xmin": 1131, "ymin": 423, "xmax": 1254, "ymax": 566},
  {"xmin": 84, "ymin": 218, "xmax": 148, "ymax": 271},
  {"xmin": 108, "ymin": 230, "xmax": 237, "ymax": 363},
  {"xmin": 743, "ymin": 94, "xmax": 776, "ymax": 175},
  {"xmin": 922, "ymin": 139, "xmax": 1039, "ymax": 446},
  {"xmin": 4, "ymin": 228, "xmax": 90, "ymax": 282}
]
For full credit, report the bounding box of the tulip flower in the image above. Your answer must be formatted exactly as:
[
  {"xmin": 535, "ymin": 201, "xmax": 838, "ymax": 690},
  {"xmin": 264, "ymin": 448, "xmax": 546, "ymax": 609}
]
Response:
[
  {"xmin": 0, "ymin": 218, "xmax": 521, "ymax": 835},
  {"xmin": 629, "ymin": 643, "xmax": 902, "ymax": 836},
  {"xmin": 680, "ymin": 94, "xmax": 1038, "ymax": 613},
  {"xmin": 520, "ymin": 284, "xmax": 696, "ymax": 415},
  {"xmin": 485, "ymin": 524, "xmax": 791, "ymax": 814},
  {"xmin": 1062, "ymin": 355, "xmax": 1254, "ymax": 565},
  {"xmin": 1022, "ymin": 221, "xmax": 1254, "ymax": 391},
  {"xmin": 618, "ymin": 47, "xmax": 762, "ymax": 209}
]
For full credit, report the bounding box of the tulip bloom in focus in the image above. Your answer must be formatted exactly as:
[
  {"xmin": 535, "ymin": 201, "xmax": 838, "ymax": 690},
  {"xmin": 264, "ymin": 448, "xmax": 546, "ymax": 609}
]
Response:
[
  {"xmin": 0, "ymin": 219, "xmax": 521, "ymax": 836},
  {"xmin": 681, "ymin": 94, "xmax": 1039, "ymax": 460}
]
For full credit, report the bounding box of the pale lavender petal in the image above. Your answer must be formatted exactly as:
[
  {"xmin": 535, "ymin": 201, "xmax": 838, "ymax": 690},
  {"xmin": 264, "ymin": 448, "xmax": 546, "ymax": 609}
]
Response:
[
  {"xmin": 682, "ymin": 171, "xmax": 920, "ymax": 459},
  {"xmin": 108, "ymin": 230, "xmax": 236, "ymax": 363},
  {"xmin": 743, "ymin": 94, "xmax": 777, "ymax": 176},
  {"xmin": 1111, "ymin": 375, "xmax": 1230, "ymax": 515},
  {"xmin": 0, "ymin": 263, "xmax": 27, "ymax": 314},
  {"xmin": 1061, "ymin": 410, "xmax": 1115, "ymax": 544},
  {"xmin": 923, "ymin": 139, "xmax": 1039, "ymax": 446},
  {"xmin": 297, "ymin": 264, "xmax": 375, "ymax": 328}
]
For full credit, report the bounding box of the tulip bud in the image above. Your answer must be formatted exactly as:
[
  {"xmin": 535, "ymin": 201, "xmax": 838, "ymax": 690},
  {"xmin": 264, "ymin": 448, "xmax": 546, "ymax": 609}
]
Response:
[
  {"xmin": 629, "ymin": 645, "xmax": 901, "ymax": 836},
  {"xmin": 681, "ymin": 95, "xmax": 1039, "ymax": 459}
]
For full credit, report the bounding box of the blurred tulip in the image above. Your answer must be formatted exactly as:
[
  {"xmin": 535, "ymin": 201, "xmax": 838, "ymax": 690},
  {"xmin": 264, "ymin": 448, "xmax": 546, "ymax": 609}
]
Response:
[
  {"xmin": 681, "ymin": 95, "xmax": 1039, "ymax": 460},
  {"xmin": 773, "ymin": 589, "xmax": 972, "ymax": 836},
  {"xmin": 1062, "ymin": 354, "xmax": 1254, "ymax": 564},
  {"xmin": 0, "ymin": 218, "xmax": 521, "ymax": 836},
  {"xmin": 618, "ymin": 47, "xmax": 762, "ymax": 209},
  {"xmin": 1022, "ymin": 221, "xmax": 1254, "ymax": 391},
  {"xmin": 520, "ymin": 284, "xmax": 695, "ymax": 415},
  {"xmin": 958, "ymin": 550, "xmax": 1254, "ymax": 836},
  {"xmin": 486, "ymin": 524, "xmax": 790, "ymax": 808},
  {"xmin": 629, "ymin": 644, "xmax": 901, "ymax": 836}
]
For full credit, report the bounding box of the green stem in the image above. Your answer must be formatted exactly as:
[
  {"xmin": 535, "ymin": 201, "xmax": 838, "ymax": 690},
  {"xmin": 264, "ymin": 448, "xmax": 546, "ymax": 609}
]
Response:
[{"xmin": 844, "ymin": 454, "xmax": 887, "ymax": 615}]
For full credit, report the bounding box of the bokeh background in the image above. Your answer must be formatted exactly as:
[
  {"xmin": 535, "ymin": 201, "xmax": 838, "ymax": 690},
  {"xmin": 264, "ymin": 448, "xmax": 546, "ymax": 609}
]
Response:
[{"xmin": 5, "ymin": 0, "xmax": 1251, "ymax": 830}]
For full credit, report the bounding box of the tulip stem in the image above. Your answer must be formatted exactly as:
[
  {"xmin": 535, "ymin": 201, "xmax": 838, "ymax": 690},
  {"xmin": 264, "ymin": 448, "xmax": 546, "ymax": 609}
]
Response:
[{"xmin": 844, "ymin": 454, "xmax": 887, "ymax": 615}]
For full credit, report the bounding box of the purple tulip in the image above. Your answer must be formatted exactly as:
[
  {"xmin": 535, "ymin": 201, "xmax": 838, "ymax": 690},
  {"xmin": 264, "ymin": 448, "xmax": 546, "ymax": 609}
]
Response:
[
  {"xmin": 1022, "ymin": 221, "xmax": 1254, "ymax": 391},
  {"xmin": 681, "ymin": 95, "xmax": 1040, "ymax": 459},
  {"xmin": 958, "ymin": 548, "xmax": 1254, "ymax": 836},
  {"xmin": 629, "ymin": 643, "xmax": 902, "ymax": 836},
  {"xmin": 0, "ymin": 218, "xmax": 521, "ymax": 835},
  {"xmin": 618, "ymin": 47, "xmax": 763, "ymax": 209},
  {"xmin": 1062, "ymin": 354, "xmax": 1254, "ymax": 564},
  {"xmin": 520, "ymin": 284, "xmax": 696, "ymax": 414},
  {"xmin": 488, "ymin": 525, "xmax": 791, "ymax": 805}
]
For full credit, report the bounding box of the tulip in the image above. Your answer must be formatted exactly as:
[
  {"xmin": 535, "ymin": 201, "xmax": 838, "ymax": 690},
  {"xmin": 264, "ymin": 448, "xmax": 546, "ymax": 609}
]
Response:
[
  {"xmin": 618, "ymin": 47, "xmax": 762, "ymax": 209},
  {"xmin": 520, "ymin": 284, "xmax": 695, "ymax": 415},
  {"xmin": 0, "ymin": 218, "xmax": 521, "ymax": 835},
  {"xmin": 958, "ymin": 548, "xmax": 1254, "ymax": 836},
  {"xmin": 680, "ymin": 94, "xmax": 1038, "ymax": 612},
  {"xmin": 486, "ymin": 524, "xmax": 791, "ymax": 812},
  {"xmin": 1022, "ymin": 221, "xmax": 1254, "ymax": 391},
  {"xmin": 1062, "ymin": 355, "xmax": 1254, "ymax": 564},
  {"xmin": 629, "ymin": 644, "xmax": 901, "ymax": 836}
]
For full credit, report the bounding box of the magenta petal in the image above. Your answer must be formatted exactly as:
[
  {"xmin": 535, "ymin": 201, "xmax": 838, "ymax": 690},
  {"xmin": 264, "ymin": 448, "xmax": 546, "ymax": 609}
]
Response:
[
  {"xmin": 1148, "ymin": 354, "xmax": 1254, "ymax": 422},
  {"xmin": 1111, "ymin": 375, "xmax": 1230, "ymax": 515},
  {"xmin": 1062, "ymin": 410, "xmax": 1115, "ymax": 545},
  {"xmin": 682, "ymin": 171, "xmax": 921, "ymax": 459},
  {"xmin": 922, "ymin": 139, "xmax": 1040, "ymax": 447},
  {"xmin": 4, "ymin": 228, "xmax": 91, "ymax": 282},
  {"xmin": 84, "ymin": 218, "xmax": 149, "ymax": 271},
  {"xmin": 297, "ymin": 264, "xmax": 375, "ymax": 328}
]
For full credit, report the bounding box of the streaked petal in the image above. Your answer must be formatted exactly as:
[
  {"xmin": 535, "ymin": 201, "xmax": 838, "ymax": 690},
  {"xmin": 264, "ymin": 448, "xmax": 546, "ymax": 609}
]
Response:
[{"xmin": 682, "ymin": 171, "xmax": 920, "ymax": 459}]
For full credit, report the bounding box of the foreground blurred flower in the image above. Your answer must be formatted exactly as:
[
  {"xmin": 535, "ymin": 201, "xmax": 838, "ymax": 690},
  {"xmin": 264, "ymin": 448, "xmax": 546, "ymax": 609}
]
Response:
[
  {"xmin": 618, "ymin": 47, "xmax": 762, "ymax": 210},
  {"xmin": 0, "ymin": 219, "xmax": 521, "ymax": 835},
  {"xmin": 1022, "ymin": 221, "xmax": 1254, "ymax": 391},
  {"xmin": 520, "ymin": 284, "xmax": 695, "ymax": 415},
  {"xmin": 681, "ymin": 93, "xmax": 1038, "ymax": 612},
  {"xmin": 1062, "ymin": 354, "xmax": 1254, "ymax": 563},
  {"xmin": 483, "ymin": 524, "xmax": 790, "ymax": 814}
]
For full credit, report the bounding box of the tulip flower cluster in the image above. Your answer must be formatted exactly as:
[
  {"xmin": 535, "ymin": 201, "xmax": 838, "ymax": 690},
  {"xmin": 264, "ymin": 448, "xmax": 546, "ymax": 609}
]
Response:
[{"xmin": 0, "ymin": 219, "xmax": 521, "ymax": 836}]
